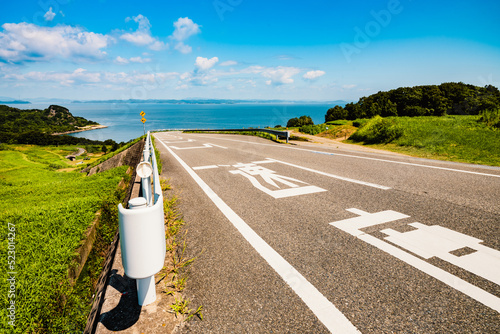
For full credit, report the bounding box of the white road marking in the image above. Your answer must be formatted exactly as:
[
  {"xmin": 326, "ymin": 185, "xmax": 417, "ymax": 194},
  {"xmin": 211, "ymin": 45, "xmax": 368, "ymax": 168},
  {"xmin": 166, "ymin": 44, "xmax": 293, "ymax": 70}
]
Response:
[
  {"xmin": 230, "ymin": 169, "xmax": 327, "ymax": 198},
  {"xmin": 268, "ymin": 158, "xmax": 391, "ymax": 190},
  {"xmin": 156, "ymin": 136, "xmax": 361, "ymax": 334},
  {"xmin": 381, "ymin": 223, "xmax": 500, "ymax": 285},
  {"xmin": 161, "ymin": 139, "xmax": 195, "ymax": 143},
  {"xmin": 192, "ymin": 165, "xmax": 219, "ymax": 170},
  {"xmin": 251, "ymin": 160, "xmax": 276, "ymax": 164},
  {"xmin": 170, "ymin": 143, "xmax": 227, "ymax": 150},
  {"xmin": 330, "ymin": 209, "xmax": 500, "ymax": 312},
  {"xmin": 185, "ymin": 133, "xmax": 500, "ymax": 178},
  {"xmin": 209, "ymin": 143, "xmax": 228, "ymax": 149}
]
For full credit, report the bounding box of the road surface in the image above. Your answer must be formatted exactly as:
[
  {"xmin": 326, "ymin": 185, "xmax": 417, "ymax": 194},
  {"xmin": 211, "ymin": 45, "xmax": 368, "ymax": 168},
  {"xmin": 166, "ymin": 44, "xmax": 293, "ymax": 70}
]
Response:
[{"xmin": 153, "ymin": 132, "xmax": 500, "ymax": 333}]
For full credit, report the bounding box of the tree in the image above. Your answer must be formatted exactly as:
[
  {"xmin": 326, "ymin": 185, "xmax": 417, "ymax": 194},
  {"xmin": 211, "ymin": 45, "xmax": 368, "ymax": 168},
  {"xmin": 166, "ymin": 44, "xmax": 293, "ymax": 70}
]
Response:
[
  {"xmin": 325, "ymin": 105, "xmax": 348, "ymax": 122},
  {"xmin": 287, "ymin": 115, "xmax": 314, "ymax": 127},
  {"xmin": 101, "ymin": 145, "xmax": 107, "ymax": 153}
]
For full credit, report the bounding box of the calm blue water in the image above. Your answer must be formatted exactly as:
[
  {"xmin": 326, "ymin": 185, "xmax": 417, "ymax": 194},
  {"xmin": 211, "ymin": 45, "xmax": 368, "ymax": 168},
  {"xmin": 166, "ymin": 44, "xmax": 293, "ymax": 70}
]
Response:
[{"xmin": 8, "ymin": 102, "xmax": 335, "ymax": 143}]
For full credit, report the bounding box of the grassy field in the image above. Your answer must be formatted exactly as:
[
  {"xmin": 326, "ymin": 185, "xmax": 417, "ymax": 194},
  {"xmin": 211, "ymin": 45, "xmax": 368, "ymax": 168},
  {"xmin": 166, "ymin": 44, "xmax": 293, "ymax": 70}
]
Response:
[{"xmin": 0, "ymin": 144, "xmax": 128, "ymax": 332}]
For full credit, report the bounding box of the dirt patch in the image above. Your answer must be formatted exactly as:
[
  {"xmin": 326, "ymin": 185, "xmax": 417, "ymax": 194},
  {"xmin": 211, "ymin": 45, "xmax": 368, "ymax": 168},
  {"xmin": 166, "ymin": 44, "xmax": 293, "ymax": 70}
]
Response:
[{"xmin": 317, "ymin": 125, "xmax": 357, "ymax": 141}]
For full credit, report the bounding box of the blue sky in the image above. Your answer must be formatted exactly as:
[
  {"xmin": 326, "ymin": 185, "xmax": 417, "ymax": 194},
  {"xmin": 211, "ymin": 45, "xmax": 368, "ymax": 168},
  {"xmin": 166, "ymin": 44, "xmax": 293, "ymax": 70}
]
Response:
[{"xmin": 0, "ymin": 0, "xmax": 499, "ymax": 101}]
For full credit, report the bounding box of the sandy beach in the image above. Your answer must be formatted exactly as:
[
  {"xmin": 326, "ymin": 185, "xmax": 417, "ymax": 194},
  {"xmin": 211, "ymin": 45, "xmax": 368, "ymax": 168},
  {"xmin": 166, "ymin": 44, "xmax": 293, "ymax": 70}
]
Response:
[{"xmin": 52, "ymin": 124, "xmax": 108, "ymax": 135}]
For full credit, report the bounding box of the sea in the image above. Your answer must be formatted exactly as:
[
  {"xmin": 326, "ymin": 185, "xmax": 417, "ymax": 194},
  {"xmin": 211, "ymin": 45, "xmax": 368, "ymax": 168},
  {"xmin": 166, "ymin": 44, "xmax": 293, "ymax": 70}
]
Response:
[{"xmin": 7, "ymin": 102, "xmax": 338, "ymax": 143}]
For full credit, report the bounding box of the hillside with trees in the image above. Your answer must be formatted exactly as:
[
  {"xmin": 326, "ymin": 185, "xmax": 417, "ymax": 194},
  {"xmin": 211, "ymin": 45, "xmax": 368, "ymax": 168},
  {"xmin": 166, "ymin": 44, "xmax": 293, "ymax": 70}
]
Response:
[
  {"xmin": 325, "ymin": 82, "xmax": 500, "ymax": 122},
  {"xmin": 0, "ymin": 104, "xmax": 98, "ymax": 134},
  {"xmin": 0, "ymin": 104, "xmax": 117, "ymax": 146}
]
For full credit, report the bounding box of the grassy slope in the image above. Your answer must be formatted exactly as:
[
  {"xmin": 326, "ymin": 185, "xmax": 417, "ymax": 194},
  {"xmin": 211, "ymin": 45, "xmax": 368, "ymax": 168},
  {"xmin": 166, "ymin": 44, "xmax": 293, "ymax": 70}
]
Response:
[
  {"xmin": 298, "ymin": 115, "xmax": 499, "ymax": 166},
  {"xmin": 350, "ymin": 116, "xmax": 500, "ymax": 166},
  {"xmin": 0, "ymin": 145, "xmax": 128, "ymax": 332}
]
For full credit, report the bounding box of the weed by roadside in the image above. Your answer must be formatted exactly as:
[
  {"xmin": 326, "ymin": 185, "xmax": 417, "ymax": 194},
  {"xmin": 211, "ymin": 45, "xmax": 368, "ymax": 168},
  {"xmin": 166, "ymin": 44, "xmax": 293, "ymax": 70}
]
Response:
[{"xmin": 158, "ymin": 177, "xmax": 203, "ymax": 322}]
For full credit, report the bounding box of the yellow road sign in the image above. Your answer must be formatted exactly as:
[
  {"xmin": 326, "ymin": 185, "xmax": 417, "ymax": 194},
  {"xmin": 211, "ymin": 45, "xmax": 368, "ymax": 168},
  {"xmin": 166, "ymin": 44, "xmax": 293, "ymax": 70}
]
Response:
[
  {"xmin": 141, "ymin": 117, "xmax": 146, "ymax": 123},
  {"xmin": 140, "ymin": 111, "xmax": 146, "ymax": 117}
]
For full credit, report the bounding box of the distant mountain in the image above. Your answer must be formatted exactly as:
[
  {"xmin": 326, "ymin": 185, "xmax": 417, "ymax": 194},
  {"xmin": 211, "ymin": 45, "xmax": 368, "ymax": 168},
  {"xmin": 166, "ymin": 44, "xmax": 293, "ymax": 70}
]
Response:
[
  {"xmin": 0, "ymin": 96, "xmax": 31, "ymax": 104},
  {"xmin": 70, "ymin": 98, "xmax": 348, "ymax": 104},
  {"xmin": 29, "ymin": 97, "xmax": 74, "ymax": 103}
]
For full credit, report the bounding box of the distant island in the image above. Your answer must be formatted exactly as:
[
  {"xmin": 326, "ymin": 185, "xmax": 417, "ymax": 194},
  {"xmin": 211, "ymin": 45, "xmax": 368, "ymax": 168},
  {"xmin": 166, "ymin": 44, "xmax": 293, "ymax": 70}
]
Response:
[
  {"xmin": 0, "ymin": 100, "xmax": 31, "ymax": 104},
  {"xmin": 0, "ymin": 104, "xmax": 113, "ymax": 146}
]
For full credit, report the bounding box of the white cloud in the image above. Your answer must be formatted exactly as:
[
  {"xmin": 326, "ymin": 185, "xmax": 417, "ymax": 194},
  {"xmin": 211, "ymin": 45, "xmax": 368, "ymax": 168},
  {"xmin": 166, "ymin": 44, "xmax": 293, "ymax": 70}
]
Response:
[
  {"xmin": 174, "ymin": 41, "xmax": 192, "ymax": 54},
  {"xmin": 0, "ymin": 23, "xmax": 110, "ymax": 63},
  {"xmin": 176, "ymin": 57, "xmax": 220, "ymax": 87},
  {"xmin": 120, "ymin": 31, "xmax": 155, "ymax": 46},
  {"xmin": 303, "ymin": 70, "xmax": 325, "ymax": 80},
  {"xmin": 220, "ymin": 60, "xmax": 237, "ymax": 66},
  {"xmin": 115, "ymin": 56, "xmax": 129, "ymax": 64},
  {"xmin": 195, "ymin": 56, "xmax": 219, "ymax": 71},
  {"xmin": 120, "ymin": 14, "xmax": 167, "ymax": 50},
  {"xmin": 170, "ymin": 17, "xmax": 200, "ymax": 54},
  {"xmin": 342, "ymin": 84, "xmax": 357, "ymax": 89},
  {"xmin": 130, "ymin": 56, "xmax": 151, "ymax": 63},
  {"xmin": 44, "ymin": 7, "xmax": 56, "ymax": 21},
  {"xmin": 5, "ymin": 68, "xmax": 101, "ymax": 86},
  {"xmin": 3, "ymin": 68, "xmax": 179, "ymax": 87},
  {"xmin": 172, "ymin": 17, "xmax": 200, "ymax": 41},
  {"xmin": 260, "ymin": 66, "xmax": 301, "ymax": 85},
  {"xmin": 115, "ymin": 56, "xmax": 151, "ymax": 64}
]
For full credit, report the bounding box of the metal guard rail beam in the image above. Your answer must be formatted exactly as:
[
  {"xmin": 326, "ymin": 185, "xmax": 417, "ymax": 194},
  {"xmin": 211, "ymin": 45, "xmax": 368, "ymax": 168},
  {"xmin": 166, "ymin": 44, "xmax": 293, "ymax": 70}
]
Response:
[{"xmin": 181, "ymin": 128, "xmax": 290, "ymax": 143}]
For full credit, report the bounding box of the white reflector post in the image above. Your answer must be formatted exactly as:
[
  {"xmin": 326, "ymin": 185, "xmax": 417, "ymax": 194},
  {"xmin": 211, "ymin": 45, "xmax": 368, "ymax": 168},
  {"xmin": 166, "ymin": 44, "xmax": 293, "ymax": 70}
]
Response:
[
  {"xmin": 136, "ymin": 276, "xmax": 156, "ymax": 306},
  {"xmin": 118, "ymin": 196, "xmax": 166, "ymax": 306}
]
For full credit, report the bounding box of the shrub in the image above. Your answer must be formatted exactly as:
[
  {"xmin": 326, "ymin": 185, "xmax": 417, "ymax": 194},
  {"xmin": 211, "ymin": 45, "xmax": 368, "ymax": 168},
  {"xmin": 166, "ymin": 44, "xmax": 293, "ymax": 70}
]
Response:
[
  {"xmin": 350, "ymin": 116, "xmax": 404, "ymax": 144},
  {"xmin": 299, "ymin": 124, "xmax": 328, "ymax": 135},
  {"xmin": 479, "ymin": 108, "xmax": 500, "ymax": 128}
]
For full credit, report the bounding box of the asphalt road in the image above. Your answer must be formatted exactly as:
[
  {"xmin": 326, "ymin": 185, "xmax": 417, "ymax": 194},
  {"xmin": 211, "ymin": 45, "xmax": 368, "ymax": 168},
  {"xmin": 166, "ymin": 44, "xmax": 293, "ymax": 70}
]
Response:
[{"xmin": 153, "ymin": 132, "xmax": 500, "ymax": 334}]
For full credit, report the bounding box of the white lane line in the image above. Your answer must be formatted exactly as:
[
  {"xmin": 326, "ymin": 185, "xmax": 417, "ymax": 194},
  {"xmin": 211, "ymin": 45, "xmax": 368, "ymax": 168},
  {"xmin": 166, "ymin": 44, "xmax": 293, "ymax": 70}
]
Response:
[
  {"xmin": 208, "ymin": 143, "xmax": 228, "ymax": 149},
  {"xmin": 192, "ymin": 165, "xmax": 219, "ymax": 170},
  {"xmin": 268, "ymin": 158, "xmax": 391, "ymax": 190},
  {"xmin": 156, "ymin": 137, "xmax": 360, "ymax": 334},
  {"xmin": 184, "ymin": 133, "xmax": 500, "ymax": 178}
]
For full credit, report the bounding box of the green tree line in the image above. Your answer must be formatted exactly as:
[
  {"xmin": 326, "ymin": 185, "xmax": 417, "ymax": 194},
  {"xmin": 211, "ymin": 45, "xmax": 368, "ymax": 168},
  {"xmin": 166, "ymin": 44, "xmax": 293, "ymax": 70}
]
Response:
[{"xmin": 326, "ymin": 82, "xmax": 500, "ymax": 122}]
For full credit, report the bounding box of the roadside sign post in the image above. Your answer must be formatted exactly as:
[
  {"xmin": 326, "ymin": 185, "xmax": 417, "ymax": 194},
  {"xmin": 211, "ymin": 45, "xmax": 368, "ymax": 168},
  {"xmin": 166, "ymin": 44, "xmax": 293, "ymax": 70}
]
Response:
[{"xmin": 140, "ymin": 111, "xmax": 146, "ymax": 135}]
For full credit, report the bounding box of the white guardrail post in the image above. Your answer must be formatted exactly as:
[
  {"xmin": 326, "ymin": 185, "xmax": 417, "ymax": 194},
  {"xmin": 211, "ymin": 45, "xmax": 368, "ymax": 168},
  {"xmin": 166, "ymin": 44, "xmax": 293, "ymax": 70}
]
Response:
[{"xmin": 118, "ymin": 131, "xmax": 166, "ymax": 306}]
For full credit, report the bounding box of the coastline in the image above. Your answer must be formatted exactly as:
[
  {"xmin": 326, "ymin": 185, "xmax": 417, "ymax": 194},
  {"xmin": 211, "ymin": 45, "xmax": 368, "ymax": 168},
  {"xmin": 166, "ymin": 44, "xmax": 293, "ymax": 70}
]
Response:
[{"xmin": 52, "ymin": 124, "xmax": 108, "ymax": 135}]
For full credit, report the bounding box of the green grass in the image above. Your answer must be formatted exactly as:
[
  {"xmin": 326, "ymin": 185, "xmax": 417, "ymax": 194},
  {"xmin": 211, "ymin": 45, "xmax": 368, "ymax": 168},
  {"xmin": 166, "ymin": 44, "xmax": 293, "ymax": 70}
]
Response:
[
  {"xmin": 0, "ymin": 145, "xmax": 128, "ymax": 333},
  {"xmin": 347, "ymin": 115, "xmax": 500, "ymax": 166}
]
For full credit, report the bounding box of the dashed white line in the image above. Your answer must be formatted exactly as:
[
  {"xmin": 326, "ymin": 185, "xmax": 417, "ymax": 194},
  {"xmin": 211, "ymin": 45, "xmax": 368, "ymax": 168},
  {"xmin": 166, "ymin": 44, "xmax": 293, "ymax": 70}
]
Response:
[{"xmin": 268, "ymin": 158, "xmax": 391, "ymax": 190}]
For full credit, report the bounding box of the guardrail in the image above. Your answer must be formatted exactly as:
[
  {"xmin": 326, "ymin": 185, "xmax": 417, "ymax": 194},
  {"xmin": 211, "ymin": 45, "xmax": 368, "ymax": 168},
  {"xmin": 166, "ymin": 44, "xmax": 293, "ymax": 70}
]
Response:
[
  {"xmin": 117, "ymin": 131, "xmax": 166, "ymax": 306},
  {"xmin": 154, "ymin": 128, "xmax": 290, "ymax": 143}
]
